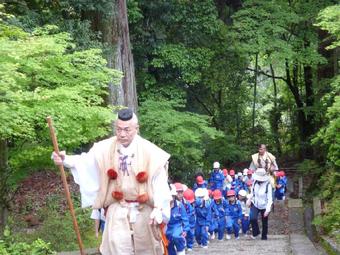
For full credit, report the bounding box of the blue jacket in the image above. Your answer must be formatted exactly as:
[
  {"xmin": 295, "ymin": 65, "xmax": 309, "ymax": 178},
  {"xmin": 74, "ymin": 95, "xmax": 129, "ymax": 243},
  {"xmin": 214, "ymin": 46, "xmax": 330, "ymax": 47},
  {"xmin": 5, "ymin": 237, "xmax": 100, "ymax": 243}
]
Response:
[
  {"xmin": 276, "ymin": 177, "xmax": 287, "ymax": 193},
  {"xmin": 181, "ymin": 199, "xmax": 196, "ymax": 228},
  {"xmin": 167, "ymin": 200, "xmax": 190, "ymax": 237},
  {"xmin": 193, "ymin": 181, "xmax": 208, "ymax": 191},
  {"xmin": 225, "ymin": 200, "xmax": 242, "ymax": 220},
  {"xmin": 211, "ymin": 199, "xmax": 227, "ymax": 221},
  {"xmin": 194, "ymin": 198, "xmax": 212, "ymax": 227},
  {"xmin": 209, "ymin": 170, "xmax": 225, "ymax": 191}
]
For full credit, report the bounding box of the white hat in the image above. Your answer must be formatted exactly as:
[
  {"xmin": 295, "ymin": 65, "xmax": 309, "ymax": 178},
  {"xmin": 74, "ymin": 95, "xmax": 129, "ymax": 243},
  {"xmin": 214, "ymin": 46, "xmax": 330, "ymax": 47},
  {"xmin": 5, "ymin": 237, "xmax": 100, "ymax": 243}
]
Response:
[
  {"xmin": 203, "ymin": 189, "xmax": 209, "ymax": 200},
  {"xmin": 195, "ymin": 188, "xmax": 205, "ymax": 198},
  {"xmin": 170, "ymin": 184, "xmax": 177, "ymax": 196},
  {"xmin": 237, "ymin": 172, "xmax": 243, "ymax": 177},
  {"xmin": 213, "ymin": 162, "xmax": 220, "ymax": 168},
  {"xmin": 238, "ymin": 190, "xmax": 247, "ymax": 197},
  {"xmin": 253, "ymin": 168, "xmax": 269, "ymax": 182},
  {"xmin": 243, "ymin": 168, "xmax": 248, "ymax": 175}
]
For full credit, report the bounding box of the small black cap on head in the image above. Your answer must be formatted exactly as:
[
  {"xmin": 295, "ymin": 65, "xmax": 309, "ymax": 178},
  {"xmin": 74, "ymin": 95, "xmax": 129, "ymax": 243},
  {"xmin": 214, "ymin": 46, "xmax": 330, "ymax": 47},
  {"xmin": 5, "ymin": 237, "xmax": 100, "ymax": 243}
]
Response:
[{"xmin": 118, "ymin": 108, "xmax": 133, "ymax": 121}]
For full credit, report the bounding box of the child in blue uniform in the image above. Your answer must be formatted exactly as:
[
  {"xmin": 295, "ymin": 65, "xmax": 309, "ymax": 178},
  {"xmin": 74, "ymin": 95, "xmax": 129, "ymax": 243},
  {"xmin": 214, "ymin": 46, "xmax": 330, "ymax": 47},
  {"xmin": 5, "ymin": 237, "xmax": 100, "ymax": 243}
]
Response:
[
  {"xmin": 167, "ymin": 184, "xmax": 190, "ymax": 255},
  {"xmin": 238, "ymin": 189, "xmax": 250, "ymax": 237},
  {"xmin": 193, "ymin": 175, "xmax": 208, "ymax": 191},
  {"xmin": 209, "ymin": 162, "xmax": 225, "ymax": 192},
  {"xmin": 194, "ymin": 188, "xmax": 211, "ymax": 249},
  {"xmin": 225, "ymin": 189, "xmax": 242, "ymax": 240},
  {"xmin": 211, "ymin": 189, "xmax": 227, "ymax": 241},
  {"xmin": 183, "ymin": 188, "xmax": 196, "ymax": 251},
  {"xmin": 275, "ymin": 171, "xmax": 287, "ymax": 200}
]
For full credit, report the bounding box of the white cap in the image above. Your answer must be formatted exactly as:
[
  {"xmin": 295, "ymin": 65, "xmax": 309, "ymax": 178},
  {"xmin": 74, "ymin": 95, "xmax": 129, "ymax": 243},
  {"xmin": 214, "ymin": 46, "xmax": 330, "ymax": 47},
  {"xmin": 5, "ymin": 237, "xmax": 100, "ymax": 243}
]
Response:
[
  {"xmin": 170, "ymin": 184, "xmax": 177, "ymax": 196},
  {"xmin": 243, "ymin": 168, "xmax": 248, "ymax": 175},
  {"xmin": 238, "ymin": 190, "xmax": 247, "ymax": 197},
  {"xmin": 237, "ymin": 172, "xmax": 243, "ymax": 177},
  {"xmin": 195, "ymin": 188, "xmax": 205, "ymax": 197},
  {"xmin": 213, "ymin": 162, "xmax": 220, "ymax": 168}
]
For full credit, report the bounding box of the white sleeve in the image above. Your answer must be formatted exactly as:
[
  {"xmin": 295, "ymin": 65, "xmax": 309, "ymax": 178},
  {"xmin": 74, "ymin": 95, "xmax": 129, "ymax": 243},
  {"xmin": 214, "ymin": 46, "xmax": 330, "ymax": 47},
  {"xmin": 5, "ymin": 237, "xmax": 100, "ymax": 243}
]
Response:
[
  {"xmin": 249, "ymin": 161, "xmax": 256, "ymax": 171},
  {"xmin": 272, "ymin": 161, "xmax": 279, "ymax": 171},
  {"xmin": 63, "ymin": 149, "xmax": 100, "ymax": 208},
  {"xmin": 265, "ymin": 184, "xmax": 273, "ymax": 214},
  {"xmin": 90, "ymin": 209, "xmax": 100, "ymax": 220},
  {"xmin": 152, "ymin": 166, "xmax": 171, "ymax": 223}
]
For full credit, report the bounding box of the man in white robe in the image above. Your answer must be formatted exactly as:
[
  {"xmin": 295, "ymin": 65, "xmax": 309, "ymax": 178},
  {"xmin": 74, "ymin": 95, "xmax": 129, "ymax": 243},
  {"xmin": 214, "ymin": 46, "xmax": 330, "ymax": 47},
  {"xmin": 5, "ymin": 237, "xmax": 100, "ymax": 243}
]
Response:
[
  {"xmin": 249, "ymin": 144, "xmax": 278, "ymax": 173},
  {"xmin": 52, "ymin": 108, "xmax": 172, "ymax": 255}
]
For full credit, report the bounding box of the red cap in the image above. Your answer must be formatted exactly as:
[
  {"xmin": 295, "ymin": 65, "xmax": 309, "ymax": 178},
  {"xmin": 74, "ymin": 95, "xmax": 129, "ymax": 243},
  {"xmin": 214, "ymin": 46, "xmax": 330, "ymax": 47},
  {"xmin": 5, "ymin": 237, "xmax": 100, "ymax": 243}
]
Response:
[
  {"xmin": 213, "ymin": 190, "xmax": 222, "ymax": 200},
  {"xmin": 183, "ymin": 189, "xmax": 195, "ymax": 203},
  {"xmin": 227, "ymin": 190, "xmax": 236, "ymax": 197},
  {"xmin": 174, "ymin": 182, "xmax": 183, "ymax": 191},
  {"xmin": 247, "ymin": 169, "xmax": 253, "ymax": 175},
  {"xmin": 229, "ymin": 169, "xmax": 235, "ymax": 176},
  {"xmin": 223, "ymin": 169, "xmax": 228, "ymax": 176},
  {"xmin": 196, "ymin": 176, "xmax": 204, "ymax": 184},
  {"xmin": 247, "ymin": 180, "xmax": 253, "ymax": 186}
]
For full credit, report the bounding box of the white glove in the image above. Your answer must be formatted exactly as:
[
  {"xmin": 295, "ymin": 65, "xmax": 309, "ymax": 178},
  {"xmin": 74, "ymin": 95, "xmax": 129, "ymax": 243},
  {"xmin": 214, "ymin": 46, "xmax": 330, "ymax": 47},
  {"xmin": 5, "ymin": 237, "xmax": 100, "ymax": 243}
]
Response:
[{"xmin": 150, "ymin": 208, "xmax": 163, "ymax": 224}]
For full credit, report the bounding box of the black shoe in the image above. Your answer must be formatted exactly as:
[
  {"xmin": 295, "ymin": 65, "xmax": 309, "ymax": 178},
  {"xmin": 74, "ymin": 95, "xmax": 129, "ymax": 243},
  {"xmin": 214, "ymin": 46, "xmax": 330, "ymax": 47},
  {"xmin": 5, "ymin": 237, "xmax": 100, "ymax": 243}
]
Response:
[{"xmin": 261, "ymin": 236, "xmax": 267, "ymax": 240}]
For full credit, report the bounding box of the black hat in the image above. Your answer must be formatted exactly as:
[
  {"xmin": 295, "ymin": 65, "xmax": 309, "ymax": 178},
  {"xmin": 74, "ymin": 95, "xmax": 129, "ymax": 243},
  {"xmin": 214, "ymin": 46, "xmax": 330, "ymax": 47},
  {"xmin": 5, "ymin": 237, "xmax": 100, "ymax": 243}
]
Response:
[{"xmin": 118, "ymin": 108, "xmax": 133, "ymax": 121}]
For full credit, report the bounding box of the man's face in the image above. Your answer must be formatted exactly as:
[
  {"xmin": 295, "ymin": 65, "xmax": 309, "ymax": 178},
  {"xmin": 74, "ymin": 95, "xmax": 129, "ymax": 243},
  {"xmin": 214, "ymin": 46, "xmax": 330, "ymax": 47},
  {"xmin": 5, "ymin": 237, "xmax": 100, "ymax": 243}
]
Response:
[
  {"xmin": 115, "ymin": 119, "xmax": 139, "ymax": 147},
  {"xmin": 258, "ymin": 145, "xmax": 266, "ymax": 155}
]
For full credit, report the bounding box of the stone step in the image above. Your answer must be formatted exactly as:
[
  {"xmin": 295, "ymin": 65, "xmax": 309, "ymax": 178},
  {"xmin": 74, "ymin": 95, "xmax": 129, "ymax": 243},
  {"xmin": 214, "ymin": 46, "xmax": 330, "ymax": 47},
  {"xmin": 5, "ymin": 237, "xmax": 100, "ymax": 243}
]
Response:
[{"xmin": 191, "ymin": 234, "xmax": 291, "ymax": 255}]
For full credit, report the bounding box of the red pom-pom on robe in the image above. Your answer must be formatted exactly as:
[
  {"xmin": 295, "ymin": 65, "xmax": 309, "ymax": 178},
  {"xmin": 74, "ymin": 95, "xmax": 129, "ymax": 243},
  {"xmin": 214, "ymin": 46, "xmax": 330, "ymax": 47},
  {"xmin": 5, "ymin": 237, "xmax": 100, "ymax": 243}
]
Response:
[
  {"xmin": 136, "ymin": 171, "xmax": 148, "ymax": 183},
  {"xmin": 107, "ymin": 169, "xmax": 118, "ymax": 180}
]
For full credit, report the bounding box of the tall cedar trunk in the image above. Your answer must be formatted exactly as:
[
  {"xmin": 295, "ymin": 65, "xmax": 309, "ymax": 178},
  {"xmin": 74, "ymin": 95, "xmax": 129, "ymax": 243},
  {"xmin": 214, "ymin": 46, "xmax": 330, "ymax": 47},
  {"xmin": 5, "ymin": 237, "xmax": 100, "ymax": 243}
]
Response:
[
  {"xmin": 82, "ymin": 0, "xmax": 138, "ymax": 114},
  {"xmin": 252, "ymin": 53, "xmax": 258, "ymax": 136},
  {"xmin": 215, "ymin": 0, "xmax": 243, "ymax": 24},
  {"xmin": 0, "ymin": 139, "xmax": 9, "ymax": 234},
  {"xmin": 303, "ymin": 65, "xmax": 314, "ymax": 158},
  {"xmin": 270, "ymin": 64, "xmax": 282, "ymax": 156},
  {"xmin": 285, "ymin": 60, "xmax": 310, "ymax": 159}
]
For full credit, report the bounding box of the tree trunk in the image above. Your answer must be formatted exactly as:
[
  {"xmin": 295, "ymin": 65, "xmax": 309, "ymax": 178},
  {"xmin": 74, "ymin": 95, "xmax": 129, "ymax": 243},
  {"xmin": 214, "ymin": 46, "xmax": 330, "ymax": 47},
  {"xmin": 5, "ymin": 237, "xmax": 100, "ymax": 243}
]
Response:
[
  {"xmin": 285, "ymin": 60, "xmax": 310, "ymax": 159},
  {"xmin": 270, "ymin": 64, "xmax": 282, "ymax": 156},
  {"xmin": 252, "ymin": 53, "xmax": 258, "ymax": 136},
  {"xmin": 303, "ymin": 65, "xmax": 315, "ymax": 158},
  {"xmin": 82, "ymin": 0, "xmax": 138, "ymax": 114},
  {"xmin": 0, "ymin": 139, "xmax": 9, "ymax": 234}
]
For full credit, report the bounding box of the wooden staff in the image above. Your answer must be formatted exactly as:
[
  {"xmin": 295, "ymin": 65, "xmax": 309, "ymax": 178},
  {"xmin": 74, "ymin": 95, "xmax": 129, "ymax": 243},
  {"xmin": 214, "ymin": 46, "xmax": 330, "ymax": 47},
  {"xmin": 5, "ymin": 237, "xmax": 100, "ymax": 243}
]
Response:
[{"xmin": 47, "ymin": 116, "xmax": 86, "ymax": 255}]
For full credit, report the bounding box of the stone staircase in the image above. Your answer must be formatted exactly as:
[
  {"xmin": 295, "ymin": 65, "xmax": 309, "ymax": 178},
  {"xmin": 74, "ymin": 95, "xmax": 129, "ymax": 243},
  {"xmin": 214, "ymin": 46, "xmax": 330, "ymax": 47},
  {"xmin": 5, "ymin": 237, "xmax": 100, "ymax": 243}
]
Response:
[
  {"xmin": 191, "ymin": 234, "xmax": 290, "ymax": 255},
  {"xmin": 58, "ymin": 199, "xmax": 326, "ymax": 255}
]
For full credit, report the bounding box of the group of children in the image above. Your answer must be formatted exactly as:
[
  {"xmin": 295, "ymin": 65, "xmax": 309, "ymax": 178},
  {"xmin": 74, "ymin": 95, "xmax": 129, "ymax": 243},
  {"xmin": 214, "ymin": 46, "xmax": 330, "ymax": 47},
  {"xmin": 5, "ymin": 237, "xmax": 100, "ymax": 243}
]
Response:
[
  {"xmin": 165, "ymin": 162, "xmax": 288, "ymax": 254},
  {"xmin": 90, "ymin": 162, "xmax": 288, "ymax": 255}
]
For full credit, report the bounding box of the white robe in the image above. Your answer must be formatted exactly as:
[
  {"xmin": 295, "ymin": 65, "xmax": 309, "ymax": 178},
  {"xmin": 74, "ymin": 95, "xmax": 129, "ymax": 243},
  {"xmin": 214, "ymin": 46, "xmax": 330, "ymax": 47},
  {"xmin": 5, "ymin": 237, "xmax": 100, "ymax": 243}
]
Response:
[{"xmin": 63, "ymin": 135, "xmax": 171, "ymax": 254}]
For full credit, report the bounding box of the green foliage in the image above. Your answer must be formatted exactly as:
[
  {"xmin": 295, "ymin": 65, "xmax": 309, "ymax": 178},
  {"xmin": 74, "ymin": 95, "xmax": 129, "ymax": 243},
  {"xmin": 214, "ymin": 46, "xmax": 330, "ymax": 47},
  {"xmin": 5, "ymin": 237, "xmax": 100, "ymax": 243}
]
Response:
[
  {"xmin": 296, "ymin": 159, "xmax": 324, "ymax": 176},
  {"xmin": 28, "ymin": 209, "xmax": 97, "ymax": 251},
  {"xmin": 139, "ymin": 98, "xmax": 223, "ymax": 181},
  {"xmin": 151, "ymin": 44, "xmax": 214, "ymax": 85},
  {"xmin": 0, "ymin": 20, "xmax": 121, "ymax": 176},
  {"xmin": 312, "ymin": 167, "xmax": 340, "ymax": 240},
  {"xmin": 315, "ymin": 5, "xmax": 340, "ymax": 49},
  {"xmin": 6, "ymin": 195, "xmax": 100, "ymax": 251},
  {"xmin": 313, "ymin": 76, "xmax": 340, "ymax": 167},
  {"xmin": 313, "ymin": 196, "xmax": 340, "ymax": 237},
  {"xmin": 0, "ymin": 227, "xmax": 56, "ymax": 255}
]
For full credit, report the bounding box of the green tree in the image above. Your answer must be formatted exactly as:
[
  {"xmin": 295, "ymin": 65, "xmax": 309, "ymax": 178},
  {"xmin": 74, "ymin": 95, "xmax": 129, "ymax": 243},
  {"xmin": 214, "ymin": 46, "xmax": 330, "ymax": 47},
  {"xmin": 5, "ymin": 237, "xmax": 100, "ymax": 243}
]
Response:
[
  {"xmin": 139, "ymin": 98, "xmax": 223, "ymax": 182},
  {"xmin": 0, "ymin": 10, "xmax": 121, "ymax": 230},
  {"xmin": 232, "ymin": 0, "xmax": 337, "ymax": 158}
]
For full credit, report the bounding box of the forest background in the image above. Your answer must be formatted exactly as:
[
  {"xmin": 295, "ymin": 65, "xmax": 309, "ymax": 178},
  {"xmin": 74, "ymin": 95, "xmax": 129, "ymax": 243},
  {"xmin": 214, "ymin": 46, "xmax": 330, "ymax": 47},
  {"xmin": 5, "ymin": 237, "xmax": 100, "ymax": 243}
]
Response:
[{"xmin": 0, "ymin": 0, "xmax": 339, "ymax": 253}]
